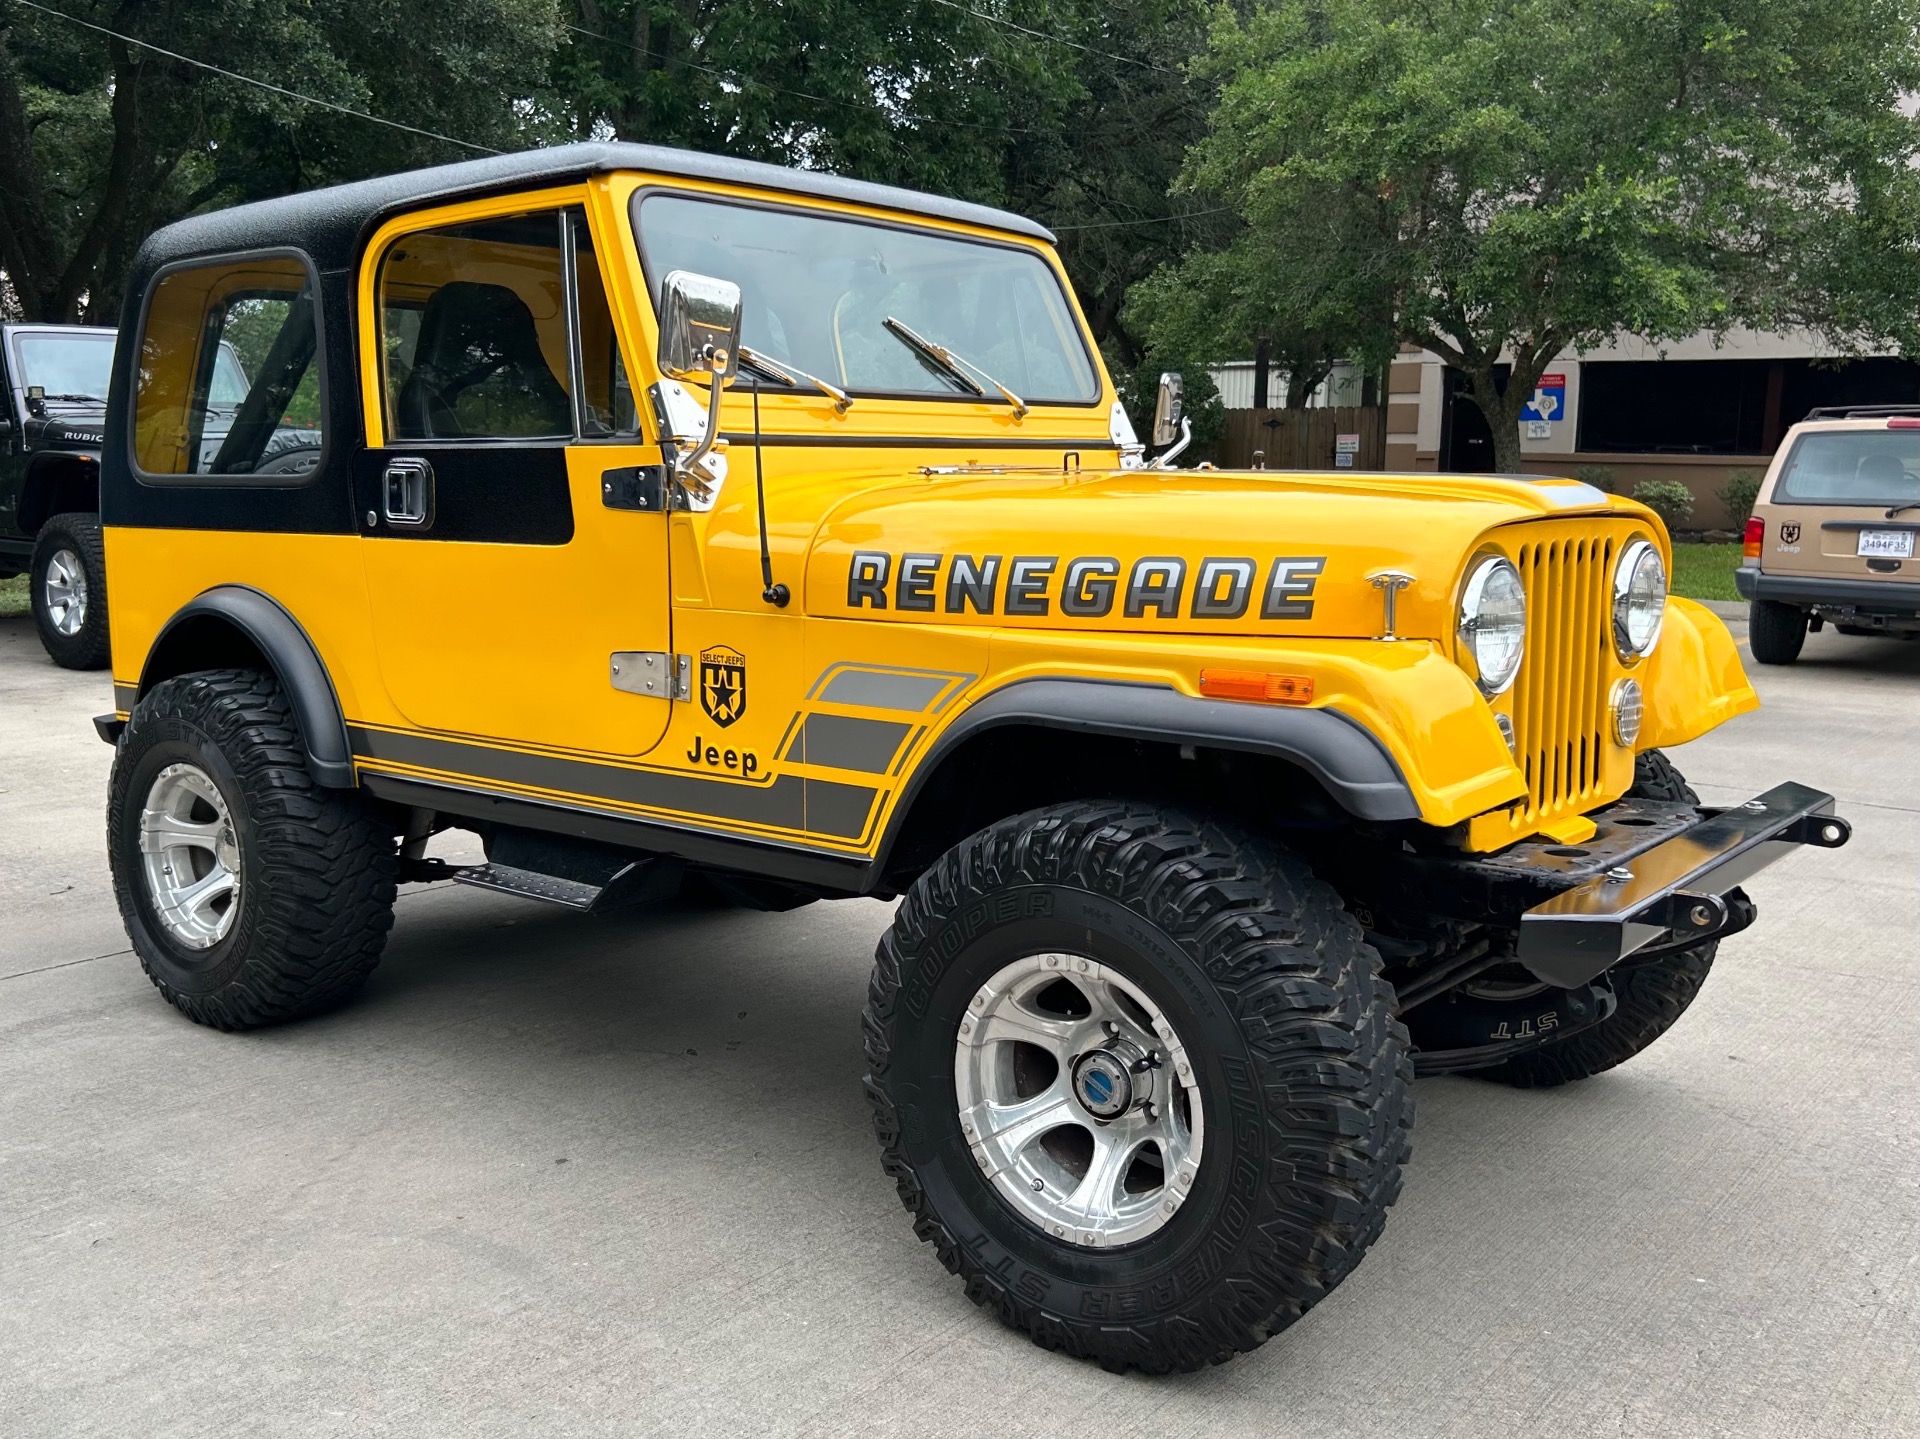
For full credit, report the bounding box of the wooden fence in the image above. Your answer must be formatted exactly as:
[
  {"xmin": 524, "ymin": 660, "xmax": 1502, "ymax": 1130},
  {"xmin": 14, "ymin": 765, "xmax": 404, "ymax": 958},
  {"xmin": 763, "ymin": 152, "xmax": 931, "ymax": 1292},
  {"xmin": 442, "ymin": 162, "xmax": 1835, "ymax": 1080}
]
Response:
[{"xmin": 1219, "ymin": 406, "xmax": 1387, "ymax": 471}]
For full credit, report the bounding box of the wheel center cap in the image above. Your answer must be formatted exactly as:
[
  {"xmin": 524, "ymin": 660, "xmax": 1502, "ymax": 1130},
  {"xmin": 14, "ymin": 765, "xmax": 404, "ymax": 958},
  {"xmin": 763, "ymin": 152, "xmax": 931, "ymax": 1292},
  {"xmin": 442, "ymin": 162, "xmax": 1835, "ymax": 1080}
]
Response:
[{"xmin": 1072, "ymin": 1049, "xmax": 1137, "ymax": 1121}]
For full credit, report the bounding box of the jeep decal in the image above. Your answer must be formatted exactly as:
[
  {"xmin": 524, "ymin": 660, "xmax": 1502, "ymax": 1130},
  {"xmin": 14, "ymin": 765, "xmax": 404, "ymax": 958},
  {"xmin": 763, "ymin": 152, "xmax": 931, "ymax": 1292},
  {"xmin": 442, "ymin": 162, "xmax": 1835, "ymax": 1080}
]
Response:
[{"xmin": 846, "ymin": 551, "xmax": 1326, "ymax": 620}]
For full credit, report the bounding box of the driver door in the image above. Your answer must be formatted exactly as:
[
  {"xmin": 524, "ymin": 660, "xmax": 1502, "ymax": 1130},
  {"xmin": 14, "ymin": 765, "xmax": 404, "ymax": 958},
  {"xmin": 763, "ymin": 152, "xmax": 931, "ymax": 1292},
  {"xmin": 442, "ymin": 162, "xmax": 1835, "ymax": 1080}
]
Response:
[{"xmin": 358, "ymin": 198, "xmax": 673, "ymax": 759}]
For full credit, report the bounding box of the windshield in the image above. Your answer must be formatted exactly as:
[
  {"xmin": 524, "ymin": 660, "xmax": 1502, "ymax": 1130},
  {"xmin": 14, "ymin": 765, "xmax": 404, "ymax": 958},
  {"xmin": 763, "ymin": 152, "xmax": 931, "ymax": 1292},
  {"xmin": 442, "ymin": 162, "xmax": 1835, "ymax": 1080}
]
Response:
[
  {"xmin": 633, "ymin": 193, "xmax": 1100, "ymax": 405},
  {"xmin": 13, "ymin": 330, "xmax": 114, "ymax": 403},
  {"xmin": 1775, "ymin": 429, "xmax": 1920, "ymax": 507},
  {"xmin": 209, "ymin": 342, "xmax": 252, "ymax": 408}
]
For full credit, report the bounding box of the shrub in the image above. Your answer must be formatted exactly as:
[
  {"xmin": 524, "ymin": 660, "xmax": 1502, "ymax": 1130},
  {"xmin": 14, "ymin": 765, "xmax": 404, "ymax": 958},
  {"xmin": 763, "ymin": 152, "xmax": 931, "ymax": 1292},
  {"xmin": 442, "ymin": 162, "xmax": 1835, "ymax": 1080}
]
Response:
[
  {"xmin": 1572, "ymin": 464, "xmax": 1617, "ymax": 493},
  {"xmin": 1717, "ymin": 469, "xmax": 1762, "ymax": 526},
  {"xmin": 1633, "ymin": 478, "xmax": 1696, "ymax": 530}
]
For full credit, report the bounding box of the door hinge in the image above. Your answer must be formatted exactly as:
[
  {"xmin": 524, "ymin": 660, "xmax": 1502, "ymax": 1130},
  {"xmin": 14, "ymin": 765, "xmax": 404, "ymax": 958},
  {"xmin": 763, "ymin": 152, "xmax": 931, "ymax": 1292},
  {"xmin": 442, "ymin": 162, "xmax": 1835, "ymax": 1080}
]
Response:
[
  {"xmin": 602, "ymin": 464, "xmax": 667, "ymax": 512},
  {"xmin": 610, "ymin": 651, "xmax": 692, "ymax": 701}
]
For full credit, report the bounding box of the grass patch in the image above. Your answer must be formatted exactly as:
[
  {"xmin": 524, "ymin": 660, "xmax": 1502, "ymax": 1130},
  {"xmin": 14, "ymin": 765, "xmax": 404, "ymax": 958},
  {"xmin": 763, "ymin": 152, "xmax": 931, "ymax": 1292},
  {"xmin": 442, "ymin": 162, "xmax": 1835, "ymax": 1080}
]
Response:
[
  {"xmin": 1669, "ymin": 542, "xmax": 1745, "ymax": 604},
  {"xmin": 0, "ymin": 574, "xmax": 26, "ymax": 619}
]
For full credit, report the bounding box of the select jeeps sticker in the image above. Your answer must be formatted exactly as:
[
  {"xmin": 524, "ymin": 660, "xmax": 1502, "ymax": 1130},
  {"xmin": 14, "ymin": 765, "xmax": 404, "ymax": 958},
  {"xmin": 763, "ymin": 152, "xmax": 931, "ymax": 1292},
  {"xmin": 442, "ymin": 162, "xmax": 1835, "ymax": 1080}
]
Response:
[
  {"xmin": 846, "ymin": 551, "xmax": 1326, "ymax": 620},
  {"xmin": 699, "ymin": 645, "xmax": 747, "ymax": 727}
]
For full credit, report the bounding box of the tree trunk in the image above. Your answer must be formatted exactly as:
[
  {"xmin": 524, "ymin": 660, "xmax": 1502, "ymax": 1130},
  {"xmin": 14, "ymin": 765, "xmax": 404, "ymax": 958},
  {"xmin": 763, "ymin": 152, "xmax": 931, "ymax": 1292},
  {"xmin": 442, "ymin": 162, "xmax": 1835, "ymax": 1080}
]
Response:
[
  {"xmin": 1283, "ymin": 359, "xmax": 1333, "ymax": 409},
  {"xmin": 1465, "ymin": 367, "xmax": 1526, "ymax": 473}
]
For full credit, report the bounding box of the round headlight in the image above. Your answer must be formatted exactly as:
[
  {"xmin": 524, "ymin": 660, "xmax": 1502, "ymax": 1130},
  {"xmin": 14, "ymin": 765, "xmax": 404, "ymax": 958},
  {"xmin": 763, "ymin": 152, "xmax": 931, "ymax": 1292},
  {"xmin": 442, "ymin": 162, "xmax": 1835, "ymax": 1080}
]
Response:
[
  {"xmin": 1458, "ymin": 556, "xmax": 1526, "ymax": 695},
  {"xmin": 1612, "ymin": 539, "xmax": 1667, "ymax": 660}
]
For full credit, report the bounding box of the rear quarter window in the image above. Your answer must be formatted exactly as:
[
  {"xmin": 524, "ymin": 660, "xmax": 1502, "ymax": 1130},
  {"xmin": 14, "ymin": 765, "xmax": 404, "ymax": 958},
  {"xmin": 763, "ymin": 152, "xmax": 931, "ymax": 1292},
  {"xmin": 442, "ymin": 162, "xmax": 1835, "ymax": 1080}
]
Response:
[{"xmin": 132, "ymin": 252, "xmax": 326, "ymax": 484}]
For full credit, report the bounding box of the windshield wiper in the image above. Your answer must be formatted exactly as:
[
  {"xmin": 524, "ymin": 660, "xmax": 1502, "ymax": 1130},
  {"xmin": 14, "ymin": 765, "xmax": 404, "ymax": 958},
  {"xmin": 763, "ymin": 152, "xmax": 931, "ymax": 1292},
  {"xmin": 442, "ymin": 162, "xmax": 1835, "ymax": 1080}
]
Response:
[
  {"xmin": 1886, "ymin": 501, "xmax": 1920, "ymax": 518},
  {"xmin": 882, "ymin": 317, "xmax": 1028, "ymax": 417},
  {"xmin": 738, "ymin": 345, "xmax": 852, "ymax": 414},
  {"xmin": 39, "ymin": 392, "xmax": 105, "ymax": 403}
]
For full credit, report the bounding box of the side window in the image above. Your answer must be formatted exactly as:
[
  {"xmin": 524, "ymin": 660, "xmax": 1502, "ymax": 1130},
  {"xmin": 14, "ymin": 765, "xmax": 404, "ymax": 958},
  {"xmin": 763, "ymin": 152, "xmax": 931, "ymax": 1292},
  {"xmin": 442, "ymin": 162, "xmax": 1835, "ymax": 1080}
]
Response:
[
  {"xmin": 379, "ymin": 207, "xmax": 637, "ymax": 442},
  {"xmin": 133, "ymin": 254, "xmax": 325, "ymax": 479}
]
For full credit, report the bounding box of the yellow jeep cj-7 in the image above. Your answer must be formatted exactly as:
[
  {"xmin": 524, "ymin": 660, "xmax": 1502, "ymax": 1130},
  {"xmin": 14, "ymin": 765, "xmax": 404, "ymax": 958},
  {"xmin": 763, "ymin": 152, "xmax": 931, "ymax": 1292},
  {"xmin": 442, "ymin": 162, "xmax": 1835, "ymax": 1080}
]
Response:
[{"xmin": 96, "ymin": 144, "xmax": 1849, "ymax": 1372}]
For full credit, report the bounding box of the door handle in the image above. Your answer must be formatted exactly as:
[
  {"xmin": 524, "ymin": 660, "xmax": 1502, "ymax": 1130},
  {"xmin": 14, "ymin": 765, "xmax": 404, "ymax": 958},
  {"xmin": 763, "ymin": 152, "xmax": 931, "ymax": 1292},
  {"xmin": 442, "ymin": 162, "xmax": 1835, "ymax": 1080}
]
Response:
[{"xmin": 383, "ymin": 457, "xmax": 433, "ymax": 527}]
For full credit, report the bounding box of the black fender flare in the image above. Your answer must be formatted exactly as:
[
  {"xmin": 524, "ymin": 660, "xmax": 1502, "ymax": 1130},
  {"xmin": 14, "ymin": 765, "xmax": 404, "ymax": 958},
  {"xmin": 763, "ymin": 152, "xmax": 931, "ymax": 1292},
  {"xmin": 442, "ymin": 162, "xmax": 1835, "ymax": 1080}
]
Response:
[
  {"xmin": 19, "ymin": 449, "xmax": 102, "ymax": 534},
  {"xmin": 137, "ymin": 586, "xmax": 355, "ymax": 787},
  {"xmin": 873, "ymin": 677, "xmax": 1420, "ymax": 873}
]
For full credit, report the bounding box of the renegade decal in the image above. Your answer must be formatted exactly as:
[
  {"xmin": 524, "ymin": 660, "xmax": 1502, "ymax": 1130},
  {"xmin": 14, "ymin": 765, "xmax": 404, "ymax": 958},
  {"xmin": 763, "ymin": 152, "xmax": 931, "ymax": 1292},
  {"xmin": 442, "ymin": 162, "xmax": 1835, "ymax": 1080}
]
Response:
[
  {"xmin": 846, "ymin": 551, "xmax": 1327, "ymax": 620},
  {"xmin": 700, "ymin": 646, "xmax": 747, "ymax": 727}
]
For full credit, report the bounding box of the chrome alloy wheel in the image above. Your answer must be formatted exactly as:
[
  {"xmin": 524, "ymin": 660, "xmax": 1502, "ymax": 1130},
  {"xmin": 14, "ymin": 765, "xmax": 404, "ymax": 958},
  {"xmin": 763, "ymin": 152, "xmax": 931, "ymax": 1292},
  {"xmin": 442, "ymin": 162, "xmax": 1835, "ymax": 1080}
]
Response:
[
  {"xmin": 139, "ymin": 763, "xmax": 242, "ymax": 950},
  {"xmin": 955, "ymin": 952, "xmax": 1204, "ymax": 1248},
  {"xmin": 42, "ymin": 548, "xmax": 87, "ymax": 637}
]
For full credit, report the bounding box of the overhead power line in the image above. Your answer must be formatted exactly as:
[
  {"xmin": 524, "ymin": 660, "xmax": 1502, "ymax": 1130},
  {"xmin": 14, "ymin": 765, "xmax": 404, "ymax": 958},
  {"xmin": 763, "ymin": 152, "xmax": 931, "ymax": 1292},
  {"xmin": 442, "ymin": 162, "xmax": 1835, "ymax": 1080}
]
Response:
[
  {"xmin": 925, "ymin": 0, "xmax": 1168, "ymax": 72},
  {"xmin": 1052, "ymin": 205, "xmax": 1236, "ymax": 231},
  {"xmin": 9, "ymin": 0, "xmax": 500, "ymax": 154}
]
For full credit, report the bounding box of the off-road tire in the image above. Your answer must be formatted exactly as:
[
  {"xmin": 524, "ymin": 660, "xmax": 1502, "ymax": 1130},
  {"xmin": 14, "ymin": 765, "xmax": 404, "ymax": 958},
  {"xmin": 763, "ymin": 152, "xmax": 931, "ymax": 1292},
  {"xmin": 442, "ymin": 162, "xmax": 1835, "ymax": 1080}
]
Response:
[
  {"xmin": 108, "ymin": 669, "xmax": 397, "ymax": 1029},
  {"xmin": 862, "ymin": 799, "xmax": 1414, "ymax": 1373},
  {"xmin": 30, "ymin": 512, "xmax": 110, "ymax": 669},
  {"xmin": 1466, "ymin": 749, "xmax": 1715, "ymax": 1089},
  {"xmin": 1748, "ymin": 598, "xmax": 1807, "ymax": 665}
]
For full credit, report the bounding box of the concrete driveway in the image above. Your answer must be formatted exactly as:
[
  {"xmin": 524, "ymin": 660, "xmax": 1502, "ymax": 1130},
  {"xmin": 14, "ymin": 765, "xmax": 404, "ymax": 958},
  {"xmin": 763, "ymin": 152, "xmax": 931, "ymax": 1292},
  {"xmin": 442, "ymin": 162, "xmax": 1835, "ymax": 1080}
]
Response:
[{"xmin": 2, "ymin": 611, "xmax": 1913, "ymax": 1438}]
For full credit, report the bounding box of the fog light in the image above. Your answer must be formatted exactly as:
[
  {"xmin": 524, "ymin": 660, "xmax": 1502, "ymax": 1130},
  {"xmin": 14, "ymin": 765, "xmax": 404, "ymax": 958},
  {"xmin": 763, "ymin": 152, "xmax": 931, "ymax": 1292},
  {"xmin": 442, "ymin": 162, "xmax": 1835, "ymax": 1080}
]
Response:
[{"xmin": 1610, "ymin": 677, "xmax": 1644, "ymax": 747}]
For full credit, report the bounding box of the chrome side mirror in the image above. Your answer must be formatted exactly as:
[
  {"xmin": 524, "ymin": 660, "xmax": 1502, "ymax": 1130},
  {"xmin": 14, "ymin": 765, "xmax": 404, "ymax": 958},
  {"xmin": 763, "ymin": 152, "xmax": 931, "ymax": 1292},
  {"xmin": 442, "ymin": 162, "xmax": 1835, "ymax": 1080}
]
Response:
[
  {"xmin": 656, "ymin": 270, "xmax": 742, "ymax": 498},
  {"xmin": 1150, "ymin": 371, "xmax": 1191, "ymax": 468}
]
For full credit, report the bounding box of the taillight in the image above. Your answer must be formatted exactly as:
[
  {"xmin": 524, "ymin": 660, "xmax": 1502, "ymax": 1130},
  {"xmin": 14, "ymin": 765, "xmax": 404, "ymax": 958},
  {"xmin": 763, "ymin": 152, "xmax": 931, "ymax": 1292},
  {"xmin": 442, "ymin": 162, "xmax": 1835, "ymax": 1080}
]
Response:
[
  {"xmin": 1743, "ymin": 516, "xmax": 1764, "ymax": 560},
  {"xmin": 1888, "ymin": 417, "xmax": 1920, "ymax": 429}
]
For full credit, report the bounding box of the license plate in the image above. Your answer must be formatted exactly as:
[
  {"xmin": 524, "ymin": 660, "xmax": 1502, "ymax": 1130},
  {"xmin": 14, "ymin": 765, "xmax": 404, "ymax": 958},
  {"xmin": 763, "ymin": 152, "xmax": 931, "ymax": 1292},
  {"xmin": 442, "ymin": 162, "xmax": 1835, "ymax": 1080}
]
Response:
[{"xmin": 1856, "ymin": 529, "xmax": 1915, "ymax": 559}]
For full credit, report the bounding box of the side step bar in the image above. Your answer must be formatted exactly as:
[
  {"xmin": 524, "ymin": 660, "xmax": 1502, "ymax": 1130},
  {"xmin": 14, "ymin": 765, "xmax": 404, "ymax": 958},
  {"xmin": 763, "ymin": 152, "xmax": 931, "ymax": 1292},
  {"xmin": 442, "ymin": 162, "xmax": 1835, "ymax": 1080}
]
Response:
[
  {"xmin": 454, "ymin": 863, "xmax": 604, "ymax": 911},
  {"xmin": 452, "ymin": 857, "xmax": 684, "ymax": 913},
  {"xmin": 1519, "ymin": 781, "xmax": 1849, "ymax": 988}
]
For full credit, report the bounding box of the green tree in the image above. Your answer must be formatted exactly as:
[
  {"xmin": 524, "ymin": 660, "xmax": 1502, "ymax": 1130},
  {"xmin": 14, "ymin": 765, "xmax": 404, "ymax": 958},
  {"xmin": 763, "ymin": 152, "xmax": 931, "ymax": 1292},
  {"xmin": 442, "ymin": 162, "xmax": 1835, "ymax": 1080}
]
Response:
[
  {"xmin": 1181, "ymin": 0, "xmax": 1920, "ymax": 471},
  {"xmin": 0, "ymin": 0, "xmax": 564, "ymax": 323},
  {"xmin": 552, "ymin": 0, "xmax": 1218, "ymax": 368}
]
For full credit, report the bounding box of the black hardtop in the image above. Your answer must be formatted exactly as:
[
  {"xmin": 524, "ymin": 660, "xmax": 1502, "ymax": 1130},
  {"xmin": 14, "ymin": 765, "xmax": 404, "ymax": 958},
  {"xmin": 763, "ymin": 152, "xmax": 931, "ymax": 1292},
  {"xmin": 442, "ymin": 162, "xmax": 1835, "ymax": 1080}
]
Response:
[{"xmin": 127, "ymin": 141, "xmax": 1054, "ymax": 284}]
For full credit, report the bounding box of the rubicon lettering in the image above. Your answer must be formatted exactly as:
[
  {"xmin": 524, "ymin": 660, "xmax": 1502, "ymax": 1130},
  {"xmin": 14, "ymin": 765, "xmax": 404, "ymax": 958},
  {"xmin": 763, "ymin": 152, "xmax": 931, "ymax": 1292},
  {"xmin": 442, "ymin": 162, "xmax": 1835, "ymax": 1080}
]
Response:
[{"xmin": 846, "ymin": 551, "xmax": 1327, "ymax": 620}]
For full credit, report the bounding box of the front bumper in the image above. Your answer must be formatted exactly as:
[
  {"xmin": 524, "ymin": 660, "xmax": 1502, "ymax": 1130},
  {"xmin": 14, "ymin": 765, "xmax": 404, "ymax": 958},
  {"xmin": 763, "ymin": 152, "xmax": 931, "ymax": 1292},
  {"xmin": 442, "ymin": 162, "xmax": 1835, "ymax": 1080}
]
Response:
[
  {"xmin": 1735, "ymin": 565, "xmax": 1920, "ymax": 614},
  {"xmin": 1357, "ymin": 782, "xmax": 1850, "ymax": 991},
  {"xmin": 1516, "ymin": 782, "xmax": 1849, "ymax": 986}
]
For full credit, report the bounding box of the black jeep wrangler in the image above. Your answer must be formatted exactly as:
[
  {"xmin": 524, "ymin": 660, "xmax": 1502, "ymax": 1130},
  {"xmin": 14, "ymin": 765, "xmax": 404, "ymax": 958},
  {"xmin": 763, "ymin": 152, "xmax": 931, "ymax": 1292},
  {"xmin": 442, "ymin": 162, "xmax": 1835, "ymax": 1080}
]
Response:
[
  {"xmin": 2, "ymin": 320, "xmax": 324, "ymax": 668},
  {"xmin": 0, "ymin": 322, "xmax": 114, "ymax": 668}
]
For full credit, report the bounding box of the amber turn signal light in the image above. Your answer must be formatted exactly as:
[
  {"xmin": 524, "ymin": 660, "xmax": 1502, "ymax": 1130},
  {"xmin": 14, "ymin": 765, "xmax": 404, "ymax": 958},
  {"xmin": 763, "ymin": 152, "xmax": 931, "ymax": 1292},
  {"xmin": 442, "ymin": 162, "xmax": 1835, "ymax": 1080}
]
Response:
[
  {"xmin": 1198, "ymin": 668, "xmax": 1315, "ymax": 704},
  {"xmin": 1743, "ymin": 516, "xmax": 1763, "ymax": 560}
]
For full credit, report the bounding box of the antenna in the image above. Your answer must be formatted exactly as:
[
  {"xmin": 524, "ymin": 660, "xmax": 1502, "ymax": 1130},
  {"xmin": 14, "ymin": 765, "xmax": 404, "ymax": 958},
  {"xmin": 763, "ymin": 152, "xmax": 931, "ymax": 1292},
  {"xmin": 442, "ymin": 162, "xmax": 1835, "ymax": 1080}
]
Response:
[{"xmin": 753, "ymin": 380, "xmax": 789, "ymax": 607}]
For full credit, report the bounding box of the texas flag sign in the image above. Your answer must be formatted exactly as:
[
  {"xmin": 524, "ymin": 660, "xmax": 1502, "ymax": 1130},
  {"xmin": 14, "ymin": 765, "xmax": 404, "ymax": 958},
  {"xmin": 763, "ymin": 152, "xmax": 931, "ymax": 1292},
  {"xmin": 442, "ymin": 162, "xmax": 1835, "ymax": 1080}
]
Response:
[{"xmin": 1521, "ymin": 373, "xmax": 1566, "ymax": 423}]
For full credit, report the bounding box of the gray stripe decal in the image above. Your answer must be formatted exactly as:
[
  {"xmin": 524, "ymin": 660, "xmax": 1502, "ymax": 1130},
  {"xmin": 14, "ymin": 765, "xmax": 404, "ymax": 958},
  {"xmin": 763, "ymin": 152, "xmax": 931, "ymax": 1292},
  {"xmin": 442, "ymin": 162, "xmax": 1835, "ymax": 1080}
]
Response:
[
  {"xmin": 817, "ymin": 669, "xmax": 953, "ymax": 712},
  {"xmin": 347, "ymin": 727, "xmax": 875, "ymax": 839},
  {"xmin": 805, "ymin": 780, "xmax": 878, "ymax": 840},
  {"xmin": 786, "ymin": 714, "xmax": 913, "ymax": 774}
]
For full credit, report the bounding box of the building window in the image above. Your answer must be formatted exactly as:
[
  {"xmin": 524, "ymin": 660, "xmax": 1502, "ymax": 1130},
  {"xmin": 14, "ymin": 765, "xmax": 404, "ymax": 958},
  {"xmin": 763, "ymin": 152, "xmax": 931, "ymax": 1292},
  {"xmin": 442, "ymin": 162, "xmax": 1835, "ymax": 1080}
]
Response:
[
  {"xmin": 1577, "ymin": 360, "xmax": 1768, "ymax": 455},
  {"xmin": 1579, "ymin": 357, "xmax": 1920, "ymax": 456}
]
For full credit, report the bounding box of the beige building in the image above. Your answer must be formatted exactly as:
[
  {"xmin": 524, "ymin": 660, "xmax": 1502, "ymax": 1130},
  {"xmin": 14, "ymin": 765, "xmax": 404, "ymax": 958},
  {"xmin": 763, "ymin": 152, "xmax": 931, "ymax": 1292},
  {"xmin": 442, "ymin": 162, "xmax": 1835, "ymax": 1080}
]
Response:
[{"xmin": 1384, "ymin": 330, "xmax": 1919, "ymax": 528}]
